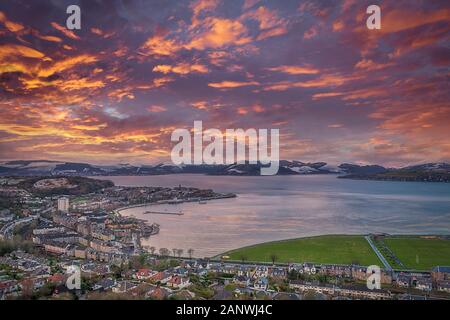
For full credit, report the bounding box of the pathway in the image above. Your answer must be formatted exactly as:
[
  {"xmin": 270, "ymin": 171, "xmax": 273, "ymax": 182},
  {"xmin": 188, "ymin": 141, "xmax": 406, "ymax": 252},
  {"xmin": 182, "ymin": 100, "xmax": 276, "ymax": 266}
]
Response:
[{"xmin": 365, "ymin": 235, "xmax": 392, "ymax": 271}]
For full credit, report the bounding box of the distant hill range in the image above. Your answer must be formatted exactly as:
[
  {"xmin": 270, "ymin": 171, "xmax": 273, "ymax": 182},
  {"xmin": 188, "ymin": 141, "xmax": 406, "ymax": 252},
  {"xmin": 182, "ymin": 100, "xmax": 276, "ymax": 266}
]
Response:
[
  {"xmin": 338, "ymin": 162, "xmax": 450, "ymax": 183},
  {"xmin": 0, "ymin": 160, "xmax": 449, "ymax": 182}
]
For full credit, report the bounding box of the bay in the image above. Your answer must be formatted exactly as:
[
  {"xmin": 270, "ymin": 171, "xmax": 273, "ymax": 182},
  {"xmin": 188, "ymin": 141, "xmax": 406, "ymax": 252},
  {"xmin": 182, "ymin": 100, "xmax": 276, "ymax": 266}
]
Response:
[{"xmin": 95, "ymin": 175, "xmax": 450, "ymax": 257}]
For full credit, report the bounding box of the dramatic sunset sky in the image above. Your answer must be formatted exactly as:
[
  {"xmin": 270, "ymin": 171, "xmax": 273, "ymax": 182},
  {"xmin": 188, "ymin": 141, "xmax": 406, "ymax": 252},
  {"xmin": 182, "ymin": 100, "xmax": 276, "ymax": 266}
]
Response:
[{"xmin": 0, "ymin": 0, "xmax": 449, "ymax": 166}]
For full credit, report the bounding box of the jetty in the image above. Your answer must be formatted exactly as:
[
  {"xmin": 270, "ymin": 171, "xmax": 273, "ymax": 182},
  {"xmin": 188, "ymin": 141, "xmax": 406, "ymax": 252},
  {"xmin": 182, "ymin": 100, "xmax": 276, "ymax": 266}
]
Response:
[{"xmin": 143, "ymin": 211, "xmax": 184, "ymax": 216}]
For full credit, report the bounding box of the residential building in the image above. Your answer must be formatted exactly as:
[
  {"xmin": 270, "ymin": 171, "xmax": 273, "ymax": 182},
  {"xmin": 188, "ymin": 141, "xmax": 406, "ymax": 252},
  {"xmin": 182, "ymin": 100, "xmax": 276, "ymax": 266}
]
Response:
[
  {"xmin": 437, "ymin": 280, "xmax": 450, "ymax": 293},
  {"xmin": 135, "ymin": 268, "xmax": 154, "ymax": 280},
  {"xmin": 112, "ymin": 281, "xmax": 137, "ymax": 294},
  {"xmin": 396, "ymin": 274, "xmax": 411, "ymax": 288},
  {"xmin": 57, "ymin": 197, "xmax": 69, "ymax": 213},
  {"xmin": 146, "ymin": 286, "xmax": 170, "ymax": 300},
  {"xmin": 149, "ymin": 271, "xmax": 172, "ymax": 284},
  {"xmin": 93, "ymin": 278, "xmax": 116, "ymax": 291},
  {"xmin": 233, "ymin": 275, "xmax": 251, "ymax": 287},
  {"xmin": 167, "ymin": 276, "xmax": 190, "ymax": 289},
  {"xmin": 415, "ymin": 278, "xmax": 432, "ymax": 291},
  {"xmin": 431, "ymin": 266, "xmax": 450, "ymax": 282},
  {"xmin": 253, "ymin": 277, "xmax": 269, "ymax": 291}
]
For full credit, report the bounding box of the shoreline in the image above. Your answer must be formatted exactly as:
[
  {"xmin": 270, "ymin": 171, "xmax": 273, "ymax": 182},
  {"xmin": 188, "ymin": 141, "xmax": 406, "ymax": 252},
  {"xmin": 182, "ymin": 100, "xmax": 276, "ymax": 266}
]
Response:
[
  {"xmin": 113, "ymin": 193, "xmax": 236, "ymax": 215},
  {"xmin": 90, "ymin": 172, "xmax": 450, "ymax": 183},
  {"xmin": 112, "ymin": 194, "xmax": 237, "ymax": 238}
]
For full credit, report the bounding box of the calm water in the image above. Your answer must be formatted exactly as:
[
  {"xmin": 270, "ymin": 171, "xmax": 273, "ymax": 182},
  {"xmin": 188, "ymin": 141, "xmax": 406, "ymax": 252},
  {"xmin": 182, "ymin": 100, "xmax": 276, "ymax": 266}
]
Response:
[{"xmin": 96, "ymin": 175, "xmax": 450, "ymax": 257}]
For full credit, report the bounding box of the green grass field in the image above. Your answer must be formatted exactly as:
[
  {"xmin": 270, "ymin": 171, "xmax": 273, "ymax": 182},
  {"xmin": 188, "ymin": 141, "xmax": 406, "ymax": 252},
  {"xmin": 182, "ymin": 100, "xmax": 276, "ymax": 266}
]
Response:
[
  {"xmin": 223, "ymin": 235, "xmax": 382, "ymax": 266},
  {"xmin": 384, "ymin": 237, "xmax": 450, "ymax": 270}
]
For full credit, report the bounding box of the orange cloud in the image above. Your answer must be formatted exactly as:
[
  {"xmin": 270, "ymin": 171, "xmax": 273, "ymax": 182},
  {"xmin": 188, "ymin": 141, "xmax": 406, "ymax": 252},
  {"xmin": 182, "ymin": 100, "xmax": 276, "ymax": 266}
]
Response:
[
  {"xmin": 153, "ymin": 63, "xmax": 208, "ymax": 75},
  {"xmin": 263, "ymin": 73, "xmax": 359, "ymax": 91},
  {"xmin": 191, "ymin": 101, "xmax": 208, "ymax": 110},
  {"xmin": 256, "ymin": 27, "xmax": 287, "ymax": 41},
  {"xmin": 148, "ymin": 105, "xmax": 167, "ymax": 113},
  {"xmin": 0, "ymin": 44, "xmax": 46, "ymax": 60},
  {"xmin": 246, "ymin": 6, "xmax": 282, "ymax": 30},
  {"xmin": 242, "ymin": 0, "xmax": 260, "ymax": 11},
  {"xmin": 332, "ymin": 20, "xmax": 344, "ymax": 32},
  {"xmin": 252, "ymin": 104, "xmax": 264, "ymax": 112},
  {"xmin": 267, "ymin": 65, "xmax": 319, "ymax": 75},
  {"xmin": 186, "ymin": 18, "xmax": 252, "ymax": 50},
  {"xmin": 241, "ymin": 6, "xmax": 288, "ymax": 40},
  {"xmin": 381, "ymin": 8, "xmax": 450, "ymax": 34},
  {"xmin": 150, "ymin": 77, "xmax": 174, "ymax": 88},
  {"xmin": 355, "ymin": 59, "xmax": 393, "ymax": 71},
  {"xmin": 37, "ymin": 54, "xmax": 98, "ymax": 78},
  {"xmin": 313, "ymin": 87, "xmax": 388, "ymax": 101},
  {"xmin": 51, "ymin": 22, "xmax": 80, "ymax": 40},
  {"xmin": 36, "ymin": 34, "xmax": 63, "ymax": 43},
  {"xmin": 237, "ymin": 107, "xmax": 248, "ymax": 115},
  {"xmin": 0, "ymin": 44, "xmax": 48, "ymax": 76},
  {"xmin": 208, "ymin": 80, "xmax": 259, "ymax": 89},
  {"xmin": 312, "ymin": 92, "xmax": 345, "ymax": 100},
  {"xmin": 55, "ymin": 78, "xmax": 105, "ymax": 91},
  {"xmin": 298, "ymin": 1, "xmax": 330, "ymax": 18},
  {"xmin": 0, "ymin": 11, "xmax": 25, "ymax": 33},
  {"xmin": 303, "ymin": 26, "xmax": 318, "ymax": 39},
  {"xmin": 90, "ymin": 28, "xmax": 103, "ymax": 36},
  {"xmin": 107, "ymin": 88, "xmax": 135, "ymax": 101},
  {"xmin": 190, "ymin": 0, "xmax": 220, "ymax": 28},
  {"xmin": 140, "ymin": 34, "xmax": 183, "ymax": 56}
]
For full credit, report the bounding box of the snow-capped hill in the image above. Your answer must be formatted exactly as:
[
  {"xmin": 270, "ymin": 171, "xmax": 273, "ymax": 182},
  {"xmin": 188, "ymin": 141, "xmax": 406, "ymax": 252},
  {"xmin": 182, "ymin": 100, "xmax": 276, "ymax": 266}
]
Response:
[
  {"xmin": 0, "ymin": 160, "xmax": 335, "ymax": 176},
  {"xmin": 338, "ymin": 163, "xmax": 387, "ymax": 175},
  {"xmin": 0, "ymin": 160, "xmax": 64, "ymax": 170},
  {"xmin": 3, "ymin": 160, "xmax": 447, "ymax": 181},
  {"xmin": 319, "ymin": 164, "xmax": 343, "ymax": 173},
  {"xmin": 158, "ymin": 162, "xmax": 184, "ymax": 169},
  {"xmin": 404, "ymin": 163, "xmax": 450, "ymax": 172},
  {"xmin": 288, "ymin": 166, "xmax": 319, "ymax": 174},
  {"xmin": 339, "ymin": 162, "xmax": 450, "ymax": 182},
  {"xmin": 227, "ymin": 168, "xmax": 245, "ymax": 174},
  {"xmin": 279, "ymin": 161, "xmax": 332, "ymax": 175}
]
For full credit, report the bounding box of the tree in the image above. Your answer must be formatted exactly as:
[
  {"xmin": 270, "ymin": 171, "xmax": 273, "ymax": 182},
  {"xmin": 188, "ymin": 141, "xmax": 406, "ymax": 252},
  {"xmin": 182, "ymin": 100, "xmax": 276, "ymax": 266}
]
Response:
[
  {"xmin": 240, "ymin": 254, "xmax": 248, "ymax": 263},
  {"xmin": 159, "ymin": 248, "xmax": 169, "ymax": 257},
  {"xmin": 149, "ymin": 246, "xmax": 156, "ymax": 255},
  {"xmin": 172, "ymin": 248, "xmax": 178, "ymax": 257},
  {"xmin": 187, "ymin": 249, "xmax": 194, "ymax": 259},
  {"xmin": 177, "ymin": 249, "xmax": 183, "ymax": 258},
  {"xmin": 270, "ymin": 253, "xmax": 278, "ymax": 265},
  {"xmin": 130, "ymin": 254, "xmax": 146, "ymax": 269},
  {"xmin": 288, "ymin": 270, "xmax": 298, "ymax": 280}
]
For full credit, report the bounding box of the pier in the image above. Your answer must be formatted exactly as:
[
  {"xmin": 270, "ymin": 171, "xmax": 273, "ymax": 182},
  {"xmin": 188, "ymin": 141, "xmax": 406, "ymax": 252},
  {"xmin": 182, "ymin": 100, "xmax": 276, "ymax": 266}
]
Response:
[{"xmin": 143, "ymin": 211, "xmax": 184, "ymax": 216}]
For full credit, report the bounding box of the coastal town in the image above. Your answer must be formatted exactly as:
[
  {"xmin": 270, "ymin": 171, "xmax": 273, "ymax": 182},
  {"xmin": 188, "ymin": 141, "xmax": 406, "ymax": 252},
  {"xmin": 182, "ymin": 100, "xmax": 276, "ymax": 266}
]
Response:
[{"xmin": 0, "ymin": 176, "xmax": 449, "ymax": 300}]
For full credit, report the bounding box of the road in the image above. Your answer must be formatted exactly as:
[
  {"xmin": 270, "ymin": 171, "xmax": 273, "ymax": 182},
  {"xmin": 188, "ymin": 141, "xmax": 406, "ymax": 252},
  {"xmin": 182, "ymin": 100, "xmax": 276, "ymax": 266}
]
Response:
[
  {"xmin": 0, "ymin": 216, "xmax": 38, "ymax": 240},
  {"xmin": 365, "ymin": 235, "xmax": 392, "ymax": 271}
]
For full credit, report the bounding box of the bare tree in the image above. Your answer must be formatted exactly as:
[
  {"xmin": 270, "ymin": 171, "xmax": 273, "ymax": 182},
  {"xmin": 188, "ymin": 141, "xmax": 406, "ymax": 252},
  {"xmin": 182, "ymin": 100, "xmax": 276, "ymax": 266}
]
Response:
[
  {"xmin": 187, "ymin": 248, "xmax": 194, "ymax": 259},
  {"xmin": 149, "ymin": 246, "xmax": 156, "ymax": 255},
  {"xmin": 270, "ymin": 253, "xmax": 278, "ymax": 265},
  {"xmin": 159, "ymin": 248, "xmax": 169, "ymax": 257},
  {"xmin": 177, "ymin": 249, "xmax": 184, "ymax": 258}
]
